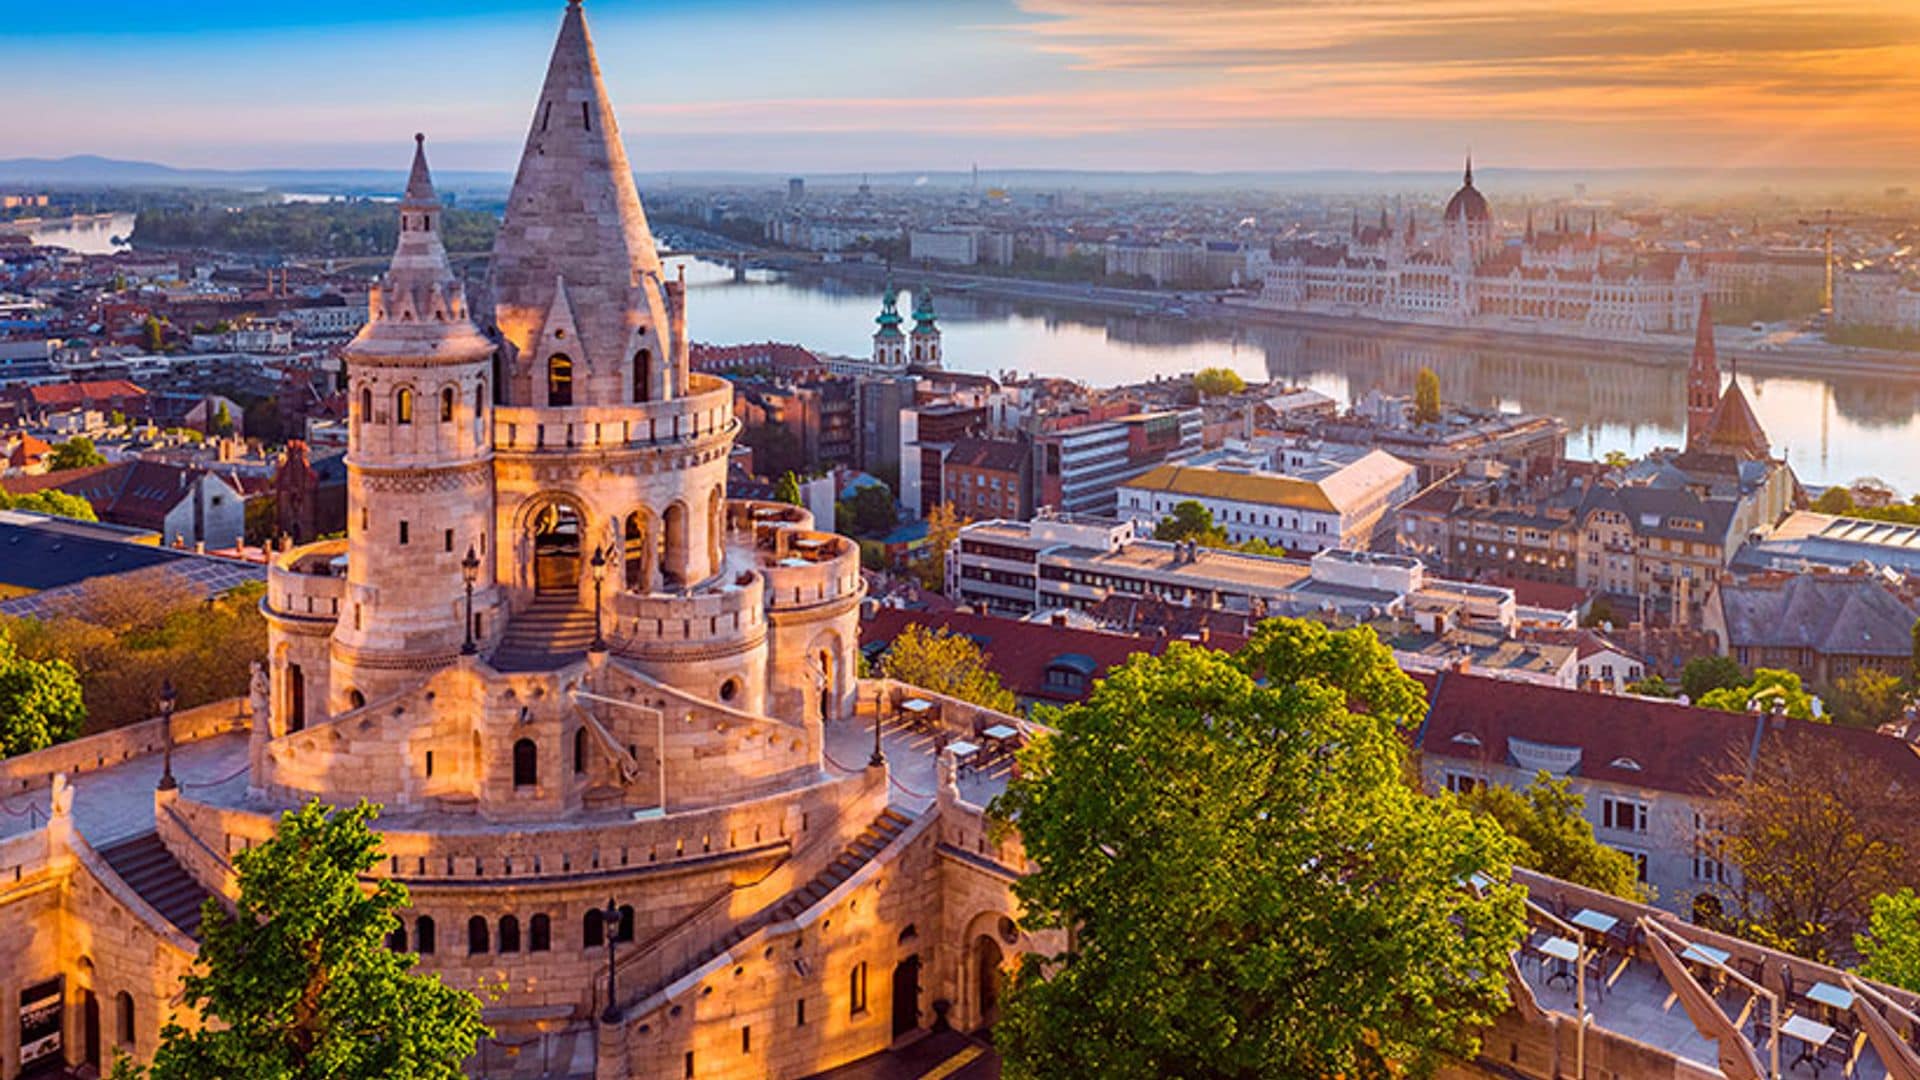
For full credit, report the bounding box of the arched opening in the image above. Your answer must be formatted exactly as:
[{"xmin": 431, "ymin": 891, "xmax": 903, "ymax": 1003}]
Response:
[
  {"xmin": 529, "ymin": 499, "xmax": 582, "ymax": 594},
  {"xmin": 583, "ymin": 908, "xmax": 605, "ymax": 949},
  {"xmin": 573, "ymin": 728, "xmax": 588, "ymax": 775},
  {"xmin": 972, "ymin": 934, "xmax": 1005, "ymax": 1029},
  {"xmin": 530, "ymin": 913, "xmax": 551, "ymax": 952},
  {"xmin": 708, "ymin": 485, "xmax": 725, "ymax": 574},
  {"xmin": 386, "ymin": 927, "xmax": 407, "ymax": 952},
  {"xmin": 512, "ymin": 738, "xmax": 538, "ymax": 789},
  {"xmin": 359, "ymin": 387, "xmax": 373, "ymax": 422},
  {"xmin": 890, "ymin": 955, "xmax": 922, "ymax": 1038},
  {"xmin": 467, "ymin": 916, "xmax": 489, "ymax": 955},
  {"xmin": 439, "ymin": 386, "xmax": 455, "ymax": 422},
  {"xmin": 83, "ymin": 989, "xmax": 100, "ymax": 1069},
  {"xmin": 498, "ymin": 915, "xmax": 521, "ymax": 954},
  {"xmin": 817, "ymin": 647, "xmax": 835, "ymax": 722},
  {"xmin": 348, "ymin": 689, "xmax": 365, "ymax": 710},
  {"xmin": 623, "ymin": 511, "xmax": 651, "ymax": 591},
  {"xmin": 618, "ymin": 904, "xmax": 635, "ymax": 942},
  {"xmin": 633, "ymin": 348, "xmax": 652, "ymax": 403},
  {"xmin": 395, "ymin": 388, "xmax": 414, "ymax": 425},
  {"xmin": 475, "ymin": 380, "xmax": 487, "ymax": 419},
  {"xmin": 286, "ymin": 662, "xmax": 305, "ymax": 732},
  {"xmin": 661, "ymin": 502, "xmax": 688, "ymax": 589},
  {"xmin": 491, "ymin": 351, "xmax": 504, "ymax": 405},
  {"xmin": 115, "ymin": 990, "xmax": 134, "ymax": 1047},
  {"xmin": 416, "ymin": 916, "xmax": 436, "ymax": 954},
  {"xmin": 547, "ymin": 353, "xmax": 573, "ymax": 407}
]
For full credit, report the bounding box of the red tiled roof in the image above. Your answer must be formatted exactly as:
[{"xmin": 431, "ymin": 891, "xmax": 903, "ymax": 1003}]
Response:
[
  {"xmin": 7, "ymin": 434, "xmax": 52, "ymax": 468},
  {"xmin": 1479, "ymin": 574, "xmax": 1591, "ymax": 612},
  {"xmin": 15, "ymin": 380, "xmax": 146, "ymax": 408}
]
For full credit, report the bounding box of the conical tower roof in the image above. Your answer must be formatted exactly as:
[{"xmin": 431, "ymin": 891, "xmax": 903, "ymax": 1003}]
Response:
[
  {"xmin": 489, "ymin": 0, "xmax": 666, "ymax": 397},
  {"xmin": 912, "ymin": 286, "xmax": 938, "ymax": 333},
  {"xmin": 875, "ymin": 279, "xmax": 904, "ymax": 339},
  {"xmin": 1701, "ymin": 375, "xmax": 1771, "ymax": 460},
  {"xmin": 344, "ymin": 135, "xmax": 491, "ymax": 363}
]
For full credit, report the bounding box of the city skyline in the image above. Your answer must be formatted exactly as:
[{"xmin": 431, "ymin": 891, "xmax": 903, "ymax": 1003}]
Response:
[{"xmin": 8, "ymin": 0, "xmax": 1920, "ymax": 174}]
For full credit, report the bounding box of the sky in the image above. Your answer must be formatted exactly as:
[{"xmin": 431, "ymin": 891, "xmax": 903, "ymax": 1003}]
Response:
[{"xmin": 6, "ymin": 0, "xmax": 1920, "ymax": 174}]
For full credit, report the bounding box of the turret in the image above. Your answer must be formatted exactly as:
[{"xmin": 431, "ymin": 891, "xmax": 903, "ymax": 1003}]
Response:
[
  {"xmin": 909, "ymin": 286, "xmax": 942, "ymax": 369},
  {"xmin": 873, "ymin": 278, "xmax": 906, "ymax": 369},
  {"xmin": 1685, "ymin": 293, "xmax": 1720, "ymax": 449}
]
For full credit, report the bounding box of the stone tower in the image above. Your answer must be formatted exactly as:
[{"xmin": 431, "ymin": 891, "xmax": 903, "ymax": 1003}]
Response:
[
  {"xmin": 1685, "ymin": 293, "xmax": 1719, "ymax": 449},
  {"xmin": 872, "ymin": 278, "xmax": 906, "ymax": 368},
  {"xmin": 332, "ymin": 136, "xmax": 500, "ymax": 710},
  {"xmin": 909, "ymin": 286, "xmax": 941, "ymax": 369}
]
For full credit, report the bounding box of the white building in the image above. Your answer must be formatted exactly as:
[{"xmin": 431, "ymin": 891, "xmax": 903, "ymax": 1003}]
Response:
[{"xmin": 1116, "ymin": 448, "xmax": 1416, "ymax": 554}]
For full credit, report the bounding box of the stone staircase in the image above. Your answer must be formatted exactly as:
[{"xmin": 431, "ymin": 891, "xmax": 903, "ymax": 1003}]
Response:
[
  {"xmin": 98, "ymin": 831, "xmax": 212, "ymax": 941},
  {"xmin": 624, "ymin": 808, "xmax": 916, "ymax": 1012},
  {"xmin": 492, "ymin": 594, "xmax": 597, "ymax": 671}
]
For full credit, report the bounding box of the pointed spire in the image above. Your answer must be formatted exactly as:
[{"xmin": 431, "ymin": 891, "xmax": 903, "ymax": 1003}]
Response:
[
  {"xmin": 1351, "ymin": 208, "xmax": 1360, "ymax": 237},
  {"xmin": 1525, "ymin": 207, "xmax": 1534, "ymax": 243},
  {"xmin": 1378, "ymin": 206, "xmax": 1390, "ymax": 233},
  {"xmin": 1589, "ymin": 212, "xmax": 1598, "ymax": 239},
  {"xmin": 345, "ymin": 136, "xmax": 490, "ymax": 363},
  {"xmin": 1463, "ymin": 153, "xmax": 1474, "ymax": 187},
  {"xmin": 403, "ymin": 133, "xmax": 435, "ymax": 207}
]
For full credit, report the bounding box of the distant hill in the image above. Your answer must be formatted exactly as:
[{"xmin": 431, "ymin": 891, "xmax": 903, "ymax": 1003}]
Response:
[{"xmin": 0, "ymin": 155, "xmax": 511, "ymax": 196}]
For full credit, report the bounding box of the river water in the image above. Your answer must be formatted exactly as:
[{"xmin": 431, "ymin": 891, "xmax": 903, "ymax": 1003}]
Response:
[
  {"xmin": 22, "ymin": 212, "xmax": 134, "ymax": 255},
  {"xmin": 670, "ymin": 256, "xmax": 1920, "ymax": 494}
]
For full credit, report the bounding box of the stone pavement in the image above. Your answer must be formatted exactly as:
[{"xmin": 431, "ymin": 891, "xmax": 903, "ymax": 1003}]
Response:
[
  {"xmin": 0, "ymin": 733, "xmax": 250, "ymax": 846},
  {"xmin": 805, "ymin": 1030, "xmax": 999, "ymax": 1080},
  {"xmin": 823, "ymin": 717, "xmax": 1012, "ymax": 814}
]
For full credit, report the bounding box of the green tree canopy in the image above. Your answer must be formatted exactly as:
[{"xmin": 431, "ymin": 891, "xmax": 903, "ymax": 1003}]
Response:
[
  {"xmin": 1154, "ymin": 500, "xmax": 1227, "ymax": 546},
  {"xmin": 48, "ymin": 436, "xmax": 107, "ymax": 471},
  {"xmin": 995, "ymin": 622, "xmax": 1525, "ymax": 1079},
  {"xmin": 0, "ymin": 631, "xmax": 85, "ymax": 757},
  {"xmin": 773, "ymin": 470, "xmax": 803, "ymax": 507},
  {"xmin": 1824, "ymin": 668, "xmax": 1905, "ymax": 729},
  {"xmin": 1858, "ymin": 889, "xmax": 1920, "ymax": 993},
  {"xmin": 1624, "ymin": 674, "xmax": 1675, "ymax": 698},
  {"xmin": 911, "ymin": 501, "xmax": 967, "ymax": 594},
  {"xmin": 1192, "ymin": 367, "xmax": 1246, "ymax": 397},
  {"xmin": 1681, "ymin": 654, "xmax": 1746, "ymax": 701},
  {"xmin": 1460, "ymin": 772, "xmax": 1647, "ymax": 901},
  {"xmin": 210, "ymin": 401, "xmax": 235, "ymax": 437},
  {"xmin": 148, "ymin": 801, "xmax": 488, "ymax": 1080},
  {"xmin": 0, "ymin": 489, "xmax": 98, "ymax": 521},
  {"xmin": 835, "ymin": 483, "xmax": 897, "ymax": 537},
  {"xmin": 1696, "ymin": 668, "xmax": 1817, "ymax": 721},
  {"xmin": 1413, "ymin": 367, "xmax": 1442, "ymax": 424},
  {"xmin": 142, "ymin": 315, "xmax": 166, "ymax": 353},
  {"xmin": 878, "ymin": 622, "xmax": 1017, "ymax": 713}
]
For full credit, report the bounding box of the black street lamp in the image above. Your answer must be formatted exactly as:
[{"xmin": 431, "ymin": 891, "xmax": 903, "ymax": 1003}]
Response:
[
  {"xmin": 460, "ymin": 545, "xmax": 480, "ymax": 655},
  {"xmin": 156, "ymin": 678, "xmax": 179, "ymax": 791},
  {"xmin": 870, "ymin": 696, "xmax": 886, "ymax": 768},
  {"xmin": 600, "ymin": 896, "xmax": 622, "ymax": 1023},
  {"xmin": 589, "ymin": 545, "xmax": 609, "ymax": 653}
]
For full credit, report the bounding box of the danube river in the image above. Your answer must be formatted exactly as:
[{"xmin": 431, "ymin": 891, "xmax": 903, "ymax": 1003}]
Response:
[{"xmin": 671, "ymin": 256, "xmax": 1920, "ymax": 493}]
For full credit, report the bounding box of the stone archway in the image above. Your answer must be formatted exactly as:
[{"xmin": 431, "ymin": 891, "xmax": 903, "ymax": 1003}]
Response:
[
  {"xmin": 526, "ymin": 497, "xmax": 585, "ymax": 596},
  {"xmin": 622, "ymin": 510, "xmax": 654, "ymax": 592},
  {"xmin": 972, "ymin": 935, "xmax": 1005, "ymax": 1030},
  {"xmin": 959, "ymin": 911, "xmax": 1021, "ymax": 1033},
  {"xmin": 807, "ymin": 628, "xmax": 845, "ymax": 723}
]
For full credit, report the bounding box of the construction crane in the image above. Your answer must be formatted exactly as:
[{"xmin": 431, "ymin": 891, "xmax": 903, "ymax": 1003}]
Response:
[{"xmin": 1796, "ymin": 209, "xmax": 1864, "ymax": 313}]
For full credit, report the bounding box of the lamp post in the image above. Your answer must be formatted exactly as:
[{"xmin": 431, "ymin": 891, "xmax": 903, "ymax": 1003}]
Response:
[
  {"xmin": 460, "ymin": 545, "xmax": 480, "ymax": 656},
  {"xmin": 600, "ymin": 896, "xmax": 622, "ymax": 1023},
  {"xmin": 589, "ymin": 545, "xmax": 609, "ymax": 652},
  {"xmin": 869, "ymin": 696, "xmax": 886, "ymax": 768},
  {"xmin": 156, "ymin": 678, "xmax": 179, "ymax": 791}
]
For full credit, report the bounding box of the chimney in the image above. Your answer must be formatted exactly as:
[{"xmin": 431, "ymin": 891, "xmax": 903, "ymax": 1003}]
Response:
[{"xmin": 1050, "ymin": 611, "xmax": 1067, "ymax": 628}]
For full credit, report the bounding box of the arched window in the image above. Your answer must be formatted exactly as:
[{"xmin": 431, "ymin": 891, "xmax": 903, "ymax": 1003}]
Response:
[
  {"xmin": 618, "ymin": 904, "xmax": 635, "ymax": 943},
  {"xmin": 573, "ymin": 728, "xmax": 588, "ymax": 775},
  {"xmin": 547, "ymin": 354, "xmax": 573, "ymax": 407},
  {"xmin": 475, "ymin": 381, "xmax": 486, "ymax": 419},
  {"xmin": 467, "ymin": 915, "xmax": 489, "ymax": 955},
  {"xmin": 633, "ymin": 348, "xmax": 652, "ymax": 403},
  {"xmin": 348, "ymin": 689, "xmax": 366, "ymax": 710},
  {"xmin": 530, "ymin": 913, "xmax": 551, "ymax": 952},
  {"xmin": 116, "ymin": 991, "xmax": 134, "ymax": 1046},
  {"xmin": 359, "ymin": 387, "xmax": 373, "ymax": 421},
  {"xmin": 498, "ymin": 915, "xmax": 521, "ymax": 954},
  {"xmin": 583, "ymin": 908, "xmax": 605, "ymax": 949},
  {"xmin": 395, "ymin": 388, "xmax": 414, "ymax": 425},
  {"xmin": 439, "ymin": 387, "xmax": 454, "ymax": 422},
  {"xmin": 624, "ymin": 511, "xmax": 650, "ymax": 591},
  {"xmin": 416, "ymin": 916, "xmax": 436, "ymax": 955},
  {"xmin": 386, "ymin": 927, "xmax": 407, "ymax": 952},
  {"xmin": 512, "ymin": 738, "xmax": 538, "ymax": 788}
]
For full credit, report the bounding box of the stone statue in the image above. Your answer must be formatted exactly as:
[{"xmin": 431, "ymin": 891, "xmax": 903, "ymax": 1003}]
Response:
[
  {"xmin": 50, "ymin": 773, "xmax": 72, "ymax": 819},
  {"xmin": 249, "ymin": 660, "xmax": 271, "ymax": 726}
]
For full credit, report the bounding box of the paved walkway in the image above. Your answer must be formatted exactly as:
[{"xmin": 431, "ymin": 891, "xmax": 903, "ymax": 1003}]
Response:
[
  {"xmin": 823, "ymin": 717, "xmax": 1012, "ymax": 814},
  {"xmin": 0, "ymin": 733, "xmax": 250, "ymax": 847},
  {"xmin": 806, "ymin": 1030, "xmax": 998, "ymax": 1080}
]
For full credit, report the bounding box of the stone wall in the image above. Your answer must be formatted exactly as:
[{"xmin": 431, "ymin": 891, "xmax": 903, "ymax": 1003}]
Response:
[{"xmin": 0, "ymin": 698, "xmax": 248, "ymax": 798}]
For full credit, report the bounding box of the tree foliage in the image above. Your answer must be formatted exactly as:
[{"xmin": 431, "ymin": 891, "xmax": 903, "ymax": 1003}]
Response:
[
  {"xmin": 1858, "ymin": 889, "xmax": 1920, "ymax": 993},
  {"xmin": 48, "ymin": 436, "xmax": 106, "ymax": 471},
  {"xmin": 835, "ymin": 483, "xmax": 897, "ymax": 537},
  {"xmin": 1459, "ymin": 772, "xmax": 1647, "ymax": 901},
  {"xmin": 1191, "ymin": 366, "xmax": 1246, "ymax": 398},
  {"xmin": 1155, "ymin": 499, "xmax": 1227, "ymax": 546},
  {"xmin": 877, "ymin": 622, "xmax": 1018, "ymax": 713},
  {"xmin": 1696, "ymin": 668, "xmax": 1817, "ymax": 721},
  {"xmin": 142, "ymin": 315, "xmax": 167, "ymax": 354},
  {"xmin": 995, "ymin": 621, "xmax": 1525, "ymax": 1079},
  {"xmin": 147, "ymin": 800, "xmax": 488, "ymax": 1079},
  {"xmin": 1624, "ymin": 674, "xmax": 1675, "ymax": 698},
  {"xmin": 0, "ymin": 488, "xmax": 98, "ymax": 521},
  {"xmin": 0, "ymin": 631, "xmax": 86, "ymax": 757},
  {"xmin": 1413, "ymin": 367, "xmax": 1443, "ymax": 425},
  {"xmin": 1680, "ymin": 654, "xmax": 1746, "ymax": 701},
  {"xmin": 911, "ymin": 501, "xmax": 967, "ymax": 594},
  {"xmin": 210, "ymin": 401, "xmax": 235, "ymax": 437},
  {"xmin": 773, "ymin": 471, "xmax": 803, "ymax": 507},
  {"xmin": 133, "ymin": 201, "xmax": 497, "ymax": 257},
  {"xmin": 1823, "ymin": 668, "xmax": 1906, "ymax": 729}
]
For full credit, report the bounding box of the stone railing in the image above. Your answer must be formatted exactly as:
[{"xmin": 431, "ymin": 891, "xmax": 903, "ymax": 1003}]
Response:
[
  {"xmin": 0, "ymin": 827, "xmax": 51, "ymax": 890},
  {"xmin": 491, "ymin": 375, "xmax": 734, "ymax": 455},
  {"xmin": 760, "ymin": 532, "xmax": 861, "ymax": 615},
  {"xmin": 0, "ymin": 697, "xmax": 250, "ymax": 797},
  {"xmin": 610, "ymin": 574, "xmax": 764, "ymax": 652},
  {"xmin": 725, "ymin": 499, "xmax": 813, "ymax": 534},
  {"xmin": 265, "ymin": 538, "xmax": 348, "ymax": 622}
]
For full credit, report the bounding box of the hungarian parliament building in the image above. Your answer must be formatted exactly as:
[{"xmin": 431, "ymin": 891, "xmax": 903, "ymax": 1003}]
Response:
[{"xmin": 1257, "ymin": 161, "xmax": 1706, "ymax": 337}]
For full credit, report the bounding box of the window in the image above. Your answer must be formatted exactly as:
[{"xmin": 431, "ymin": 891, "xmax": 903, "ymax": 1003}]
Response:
[
  {"xmin": 499, "ymin": 915, "xmax": 521, "ymax": 953},
  {"xmin": 573, "ymin": 728, "xmax": 588, "ymax": 775},
  {"xmin": 849, "ymin": 962, "xmax": 868, "ymax": 1015},
  {"xmin": 530, "ymin": 913, "xmax": 551, "ymax": 952},
  {"xmin": 440, "ymin": 387, "xmax": 455, "ymax": 422},
  {"xmin": 387, "ymin": 927, "xmax": 408, "ymax": 951},
  {"xmin": 399, "ymin": 521, "xmax": 409, "ymax": 545},
  {"xmin": 618, "ymin": 904, "xmax": 635, "ymax": 943},
  {"xmin": 796, "ymin": 998, "xmax": 806, "ymax": 1026},
  {"xmin": 416, "ymin": 916, "xmax": 436, "ymax": 954},
  {"xmin": 583, "ymin": 908, "xmax": 605, "ymax": 949},
  {"xmin": 425, "ymin": 750, "xmax": 435, "ymax": 778},
  {"xmin": 467, "ymin": 916, "xmax": 489, "ymax": 955},
  {"xmin": 1600, "ymin": 797, "xmax": 1648, "ymax": 834},
  {"xmin": 634, "ymin": 348, "xmax": 653, "ymax": 403},
  {"xmin": 1611, "ymin": 846, "xmax": 1650, "ymax": 884},
  {"xmin": 444, "ymin": 529, "xmax": 454, "ymax": 553},
  {"xmin": 513, "ymin": 738, "xmax": 537, "ymax": 788},
  {"xmin": 395, "ymin": 388, "xmax": 414, "ymax": 425},
  {"xmin": 116, "ymin": 991, "xmax": 134, "ymax": 1047},
  {"xmin": 742, "ymin": 1025, "xmax": 751, "ymax": 1054},
  {"xmin": 547, "ymin": 354, "xmax": 573, "ymax": 406},
  {"xmin": 1443, "ymin": 771, "xmax": 1481, "ymax": 795},
  {"xmin": 360, "ymin": 387, "xmax": 373, "ymax": 420}
]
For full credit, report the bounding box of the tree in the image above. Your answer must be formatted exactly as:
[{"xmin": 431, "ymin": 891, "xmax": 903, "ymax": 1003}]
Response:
[
  {"xmin": 1192, "ymin": 367, "xmax": 1245, "ymax": 398},
  {"xmin": 1710, "ymin": 731, "xmax": 1919, "ymax": 962},
  {"xmin": 1812, "ymin": 487, "xmax": 1856, "ymax": 515},
  {"xmin": 48, "ymin": 436, "xmax": 106, "ymax": 471},
  {"xmin": 995, "ymin": 622, "xmax": 1525, "ymax": 1079},
  {"xmin": 1601, "ymin": 449, "xmax": 1632, "ymax": 470},
  {"xmin": 835, "ymin": 483, "xmax": 897, "ymax": 537},
  {"xmin": 1681, "ymin": 654, "xmax": 1746, "ymax": 701},
  {"xmin": 1858, "ymin": 889, "xmax": 1920, "ymax": 992},
  {"xmin": 1624, "ymin": 674, "xmax": 1676, "ymax": 698},
  {"xmin": 773, "ymin": 471, "xmax": 803, "ymax": 507},
  {"xmin": 0, "ymin": 489, "xmax": 98, "ymax": 521},
  {"xmin": 0, "ymin": 631, "xmax": 85, "ymax": 757},
  {"xmin": 1824, "ymin": 668, "xmax": 1906, "ymax": 729},
  {"xmin": 210, "ymin": 401, "xmax": 235, "ymax": 437},
  {"xmin": 1696, "ymin": 668, "xmax": 1817, "ymax": 721},
  {"xmin": 1460, "ymin": 772, "xmax": 1647, "ymax": 901},
  {"xmin": 1154, "ymin": 500, "xmax": 1227, "ymax": 546},
  {"xmin": 142, "ymin": 315, "xmax": 166, "ymax": 353},
  {"xmin": 1413, "ymin": 366, "xmax": 1442, "ymax": 424},
  {"xmin": 912, "ymin": 501, "xmax": 967, "ymax": 594},
  {"xmin": 877, "ymin": 622, "xmax": 1017, "ymax": 713},
  {"xmin": 147, "ymin": 801, "xmax": 488, "ymax": 1080}
]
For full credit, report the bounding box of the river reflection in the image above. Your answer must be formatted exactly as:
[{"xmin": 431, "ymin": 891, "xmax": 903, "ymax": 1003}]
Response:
[
  {"xmin": 23, "ymin": 212, "xmax": 134, "ymax": 256},
  {"xmin": 673, "ymin": 256, "xmax": 1920, "ymax": 493}
]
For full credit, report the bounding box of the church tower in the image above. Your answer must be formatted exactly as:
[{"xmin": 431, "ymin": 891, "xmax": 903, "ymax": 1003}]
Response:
[
  {"xmin": 1685, "ymin": 293, "xmax": 1720, "ymax": 449},
  {"xmin": 909, "ymin": 286, "xmax": 941, "ymax": 369},
  {"xmin": 333, "ymin": 136, "xmax": 500, "ymax": 709},
  {"xmin": 872, "ymin": 279, "xmax": 906, "ymax": 369}
]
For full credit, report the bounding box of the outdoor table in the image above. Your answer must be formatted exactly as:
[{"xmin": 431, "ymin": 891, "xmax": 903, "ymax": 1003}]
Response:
[
  {"xmin": 1539, "ymin": 935, "xmax": 1579, "ymax": 991},
  {"xmin": 1571, "ymin": 909, "xmax": 1618, "ymax": 936},
  {"xmin": 1806, "ymin": 982, "xmax": 1854, "ymax": 1012},
  {"xmin": 947, "ymin": 740, "xmax": 980, "ymax": 774},
  {"xmin": 1781, "ymin": 1014, "xmax": 1837, "ymax": 1076},
  {"xmin": 981, "ymin": 723, "xmax": 1018, "ymax": 742},
  {"xmin": 900, "ymin": 698, "xmax": 935, "ymax": 731},
  {"xmin": 1680, "ymin": 943, "xmax": 1732, "ymax": 994}
]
